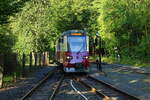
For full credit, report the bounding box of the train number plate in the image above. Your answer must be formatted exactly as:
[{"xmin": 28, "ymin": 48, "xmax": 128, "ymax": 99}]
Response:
[{"xmin": 65, "ymin": 68, "xmax": 75, "ymax": 72}]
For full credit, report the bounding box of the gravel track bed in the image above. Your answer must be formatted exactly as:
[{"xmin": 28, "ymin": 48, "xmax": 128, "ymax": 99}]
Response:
[
  {"xmin": 81, "ymin": 77, "xmax": 132, "ymax": 100},
  {"xmin": 72, "ymin": 79, "xmax": 101, "ymax": 100},
  {"xmin": 1, "ymin": 63, "xmax": 150, "ymax": 100},
  {"xmin": 27, "ymin": 70, "xmax": 62, "ymax": 100},
  {"xmin": 55, "ymin": 79, "xmax": 79, "ymax": 100},
  {"xmin": 0, "ymin": 66, "xmax": 55, "ymax": 100},
  {"xmin": 104, "ymin": 63, "xmax": 150, "ymax": 75},
  {"xmin": 90, "ymin": 63, "xmax": 150, "ymax": 100},
  {"xmin": 55, "ymin": 76, "xmax": 101, "ymax": 100}
]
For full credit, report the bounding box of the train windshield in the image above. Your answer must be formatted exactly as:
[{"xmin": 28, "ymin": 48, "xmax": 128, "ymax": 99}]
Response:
[{"xmin": 68, "ymin": 36, "xmax": 86, "ymax": 52}]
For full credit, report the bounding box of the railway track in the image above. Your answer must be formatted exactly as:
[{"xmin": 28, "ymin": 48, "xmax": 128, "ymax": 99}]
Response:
[
  {"xmin": 73, "ymin": 78, "xmax": 109, "ymax": 100},
  {"xmin": 75, "ymin": 75, "xmax": 141, "ymax": 100},
  {"xmin": 20, "ymin": 67, "xmax": 64, "ymax": 100},
  {"xmin": 20, "ymin": 69, "xmax": 141, "ymax": 100},
  {"xmin": 48, "ymin": 74, "xmax": 64, "ymax": 100}
]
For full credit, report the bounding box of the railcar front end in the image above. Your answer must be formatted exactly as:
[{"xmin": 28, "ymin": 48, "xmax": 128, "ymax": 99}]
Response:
[{"xmin": 56, "ymin": 30, "xmax": 90, "ymax": 72}]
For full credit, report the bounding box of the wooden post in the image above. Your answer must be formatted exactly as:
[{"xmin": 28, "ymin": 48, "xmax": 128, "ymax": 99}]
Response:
[
  {"xmin": 29, "ymin": 52, "xmax": 32, "ymax": 67},
  {"xmin": 41, "ymin": 52, "xmax": 49, "ymax": 66},
  {"xmin": 0, "ymin": 54, "xmax": 4, "ymax": 88},
  {"xmin": 42, "ymin": 52, "xmax": 45, "ymax": 66},
  {"xmin": 47, "ymin": 52, "xmax": 49, "ymax": 65},
  {"xmin": 43, "ymin": 52, "xmax": 49, "ymax": 66},
  {"xmin": 49, "ymin": 51, "xmax": 51, "ymax": 63},
  {"xmin": 13, "ymin": 54, "xmax": 17, "ymax": 82},
  {"xmin": 22, "ymin": 53, "xmax": 25, "ymax": 76},
  {"xmin": 39, "ymin": 53, "xmax": 42, "ymax": 67},
  {"xmin": 34, "ymin": 53, "xmax": 37, "ymax": 67}
]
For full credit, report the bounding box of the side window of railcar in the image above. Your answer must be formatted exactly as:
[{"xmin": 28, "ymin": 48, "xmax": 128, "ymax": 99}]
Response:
[
  {"xmin": 56, "ymin": 41, "xmax": 59, "ymax": 51},
  {"xmin": 56, "ymin": 37, "xmax": 65, "ymax": 51},
  {"xmin": 57, "ymin": 39, "xmax": 60, "ymax": 51},
  {"xmin": 62, "ymin": 38, "xmax": 64, "ymax": 43},
  {"xmin": 59, "ymin": 38, "xmax": 63, "ymax": 43},
  {"xmin": 58, "ymin": 38, "xmax": 64, "ymax": 51}
]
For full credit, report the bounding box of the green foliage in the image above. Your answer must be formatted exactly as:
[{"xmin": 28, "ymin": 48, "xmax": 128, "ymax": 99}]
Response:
[
  {"xmin": 11, "ymin": 0, "xmax": 98, "ymax": 54},
  {"xmin": 49, "ymin": 0, "xmax": 96, "ymax": 33},
  {"xmin": 0, "ymin": 0, "xmax": 29, "ymax": 24},
  {"xmin": 96, "ymin": 0, "xmax": 150, "ymax": 64},
  {"xmin": 134, "ymin": 35, "xmax": 150, "ymax": 61},
  {"xmin": 0, "ymin": 0, "xmax": 28, "ymax": 53},
  {"xmin": 0, "ymin": 0, "xmax": 150, "ymax": 66},
  {"xmin": 0, "ymin": 25, "xmax": 16, "ymax": 53},
  {"xmin": 11, "ymin": 0, "xmax": 52, "ymax": 53}
]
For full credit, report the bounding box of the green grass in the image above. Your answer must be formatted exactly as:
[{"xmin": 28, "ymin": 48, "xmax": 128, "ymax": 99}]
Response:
[
  {"xmin": 2, "ymin": 65, "xmax": 42, "ymax": 88},
  {"xmin": 89, "ymin": 56, "xmax": 97, "ymax": 61},
  {"xmin": 2, "ymin": 74, "xmax": 16, "ymax": 87},
  {"xmin": 90, "ymin": 55, "xmax": 115, "ymax": 63},
  {"xmin": 3, "ymin": 75, "xmax": 14, "ymax": 82},
  {"xmin": 101, "ymin": 56, "xmax": 150, "ymax": 68},
  {"xmin": 102, "ymin": 56, "xmax": 115, "ymax": 64},
  {"xmin": 120, "ymin": 56, "xmax": 150, "ymax": 68}
]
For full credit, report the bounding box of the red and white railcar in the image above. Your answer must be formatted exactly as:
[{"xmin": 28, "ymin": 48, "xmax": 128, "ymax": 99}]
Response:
[{"xmin": 55, "ymin": 30, "xmax": 90, "ymax": 72}]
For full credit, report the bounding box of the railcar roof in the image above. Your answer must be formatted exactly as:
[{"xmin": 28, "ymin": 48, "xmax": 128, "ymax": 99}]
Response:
[{"xmin": 61, "ymin": 30, "xmax": 86, "ymax": 36}]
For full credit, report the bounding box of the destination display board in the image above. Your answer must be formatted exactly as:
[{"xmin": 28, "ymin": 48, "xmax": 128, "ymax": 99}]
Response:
[{"xmin": 71, "ymin": 33, "xmax": 82, "ymax": 36}]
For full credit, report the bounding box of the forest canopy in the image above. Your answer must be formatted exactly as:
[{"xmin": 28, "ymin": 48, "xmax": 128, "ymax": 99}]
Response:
[{"xmin": 0, "ymin": 0, "xmax": 150, "ymax": 65}]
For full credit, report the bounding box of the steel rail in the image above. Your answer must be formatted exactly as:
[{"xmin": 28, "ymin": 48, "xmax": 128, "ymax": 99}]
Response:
[
  {"xmin": 73, "ymin": 77, "xmax": 110, "ymax": 100},
  {"xmin": 87, "ymin": 75, "xmax": 141, "ymax": 100},
  {"xmin": 20, "ymin": 68, "xmax": 57, "ymax": 100},
  {"xmin": 49, "ymin": 74, "xmax": 64, "ymax": 100}
]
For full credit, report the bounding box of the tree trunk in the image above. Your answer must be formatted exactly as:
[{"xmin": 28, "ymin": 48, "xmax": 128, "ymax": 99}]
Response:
[
  {"xmin": 29, "ymin": 52, "xmax": 32, "ymax": 67},
  {"xmin": 34, "ymin": 53, "xmax": 37, "ymax": 67},
  {"xmin": 39, "ymin": 53, "xmax": 42, "ymax": 67},
  {"xmin": 22, "ymin": 53, "xmax": 25, "ymax": 76},
  {"xmin": 42, "ymin": 52, "xmax": 49, "ymax": 66}
]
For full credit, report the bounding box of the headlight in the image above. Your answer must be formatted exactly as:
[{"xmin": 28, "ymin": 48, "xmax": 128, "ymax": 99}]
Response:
[
  {"xmin": 83, "ymin": 56, "xmax": 88, "ymax": 59},
  {"xmin": 66, "ymin": 56, "xmax": 73, "ymax": 59}
]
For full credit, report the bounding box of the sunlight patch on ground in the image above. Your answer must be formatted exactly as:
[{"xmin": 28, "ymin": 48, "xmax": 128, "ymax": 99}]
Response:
[
  {"xmin": 129, "ymin": 80, "xmax": 138, "ymax": 83},
  {"xmin": 143, "ymin": 79, "xmax": 150, "ymax": 83},
  {"xmin": 110, "ymin": 97, "xmax": 119, "ymax": 100},
  {"xmin": 89, "ymin": 88, "xmax": 96, "ymax": 93},
  {"xmin": 0, "ymin": 86, "xmax": 18, "ymax": 91},
  {"xmin": 66, "ymin": 90, "xmax": 89, "ymax": 95},
  {"xmin": 143, "ymin": 87, "xmax": 150, "ymax": 91}
]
